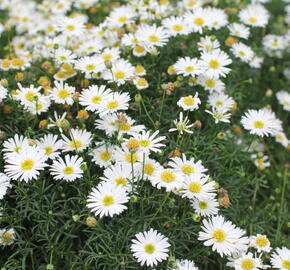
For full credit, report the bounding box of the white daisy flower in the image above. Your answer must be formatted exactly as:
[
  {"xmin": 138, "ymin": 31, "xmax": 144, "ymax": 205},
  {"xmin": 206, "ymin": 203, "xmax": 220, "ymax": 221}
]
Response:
[
  {"xmin": 37, "ymin": 134, "xmax": 62, "ymax": 160},
  {"xmin": 169, "ymin": 112, "xmax": 194, "ymax": 134},
  {"xmin": 207, "ymin": 7, "xmax": 228, "ymax": 30},
  {"xmin": 198, "ymin": 215, "xmax": 249, "ymax": 257},
  {"xmin": 274, "ymin": 132, "xmax": 289, "ymax": 148},
  {"xmin": 0, "ymin": 173, "xmax": 11, "ymax": 199},
  {"xmin": 250, "ymin": 234, "xmax": 271, "ymax": 253},
  {"xmin": 206, "ymin": 108, "xmax": 231, "ymax": 124},
  {"xmin": 198, "ymin": 75, "xmax": 225, "ymax": 93},
  {"xmin": 133, "ymin": 77, "xmax": 149, "ymax": 90},
  {"xmin": 53, "ymin": 48, "xmax": 76, "ymax": 65},
  {"xmin": 239, "ymin": 4, "xmax": 270, "ymax": 27},
  {"xmin": 101, "ymin": 164, "xmax": 133, "ymax": 191},
  {"xmin": 50, "ymin": 81, "xmax": 75, "ymax": 105},
  {"xmin": 270, "ymin": 247, "xmax": 290, "ymax": 270},
  {"xmin": 228, "ymin": 23, "xmax": 250, "ymax": 39},
  {"xmin": 79, "ymin": 85, "xmax": 112, "ymax": 112},
  {"xmin": 180, "ymin": 175, "xmax": 216, "ymax": 200},
  {"xmin": 191, "ymin": 198, "xmax": 219, "ymax": 217},
  {"xmin": 174, "ymin": 57, "xmax": 202, "ymax": 77},
  {"xmin": 4, "ymin": 146, "xmax": 47, "ymax": 182},
  {"xmin": 197, "ymin": 36, "xmax": 220, "ymax": 53},
  {"xmin": 50, "ymin": 155, "xmax": 84, "ymax": 181},
  {"xmin": 199, "ymin": 49, "xmax": 232, "ymax": 78},
  {"xmin": 231, "ymin": 42, "xmax": 254, "ymax": 63},
  {"xmin": 98, "ymin": 92, "xmax": 130, "ymax": 116},
  {"xmin": 162, "ymin": 16, "xmax": 191, "ymax": 36},
  {"xmin": 136, "ymin": 24, "xmax": 169, "ymax": 49},
  {"xmin": 208, "ymin": 92, "xmax": 235, "ymax": 112},
  {"xmin": 131, "ymin": 228, "xmax": 170, "ymax": 267},
  {"xmin": 113, "ymin": 145, "xmax": 142, "ymax": 167},
  {"xmin": 177, "ymin": 93, "xmax": 201, "ymax": 111},
  {"xmin": 61, "ymin": 128, "xmax": 92, "ymax": 152},
  {"xmin": 276, "ymin": 91, "xmax": 290, "ymax": 112},
  {"xmin": 3, "ymin": 134, "xmax": 29, "ymax": 156},
  {"xmin": 241, "ymin": 109, "xmax": 282, "ymax": 137},
  {"xmin": 74, "ymin": 56, "xmax": 105, "ymax": 76},
  {"xmin": 168, "ymin": 154, "xmax": 207, "ymax": 178},
  {"xmin": 90, "ymin": 143, "xmax": 115, "ymax": 168},
  {"xmin": 170, "ymin": 259, "xmax": 199, "ymax": 270},
  {"xmin": 141, "ymin": 158, "xmax": 163, "ymax": 181},
  {"xmin": 26, "ymin": 95, "xmax": 51, "ymax": 115},
  {"xmin": 106, "ymin": 5, "xmax": 136, "ymax": 27},
  {"xmin": 0, "ymin": 228, "xmax": 16, "ymax": 246},
  {"xmin": 124, "ymin": 130, "xmax": 166, "ymax": 154},
  {"xmin": 232, "ymin": 252, "xmax": 262, "ymax": 270},
  {"xmin": 100, "ymin": 48, "xmax": 121, "ymax": 64},
  {"xmin": 57, "ymin": 16, "xmax": 85, "ymax": 36},
  {"xmin": 87, "ymin": 181, "xmax": 129, "ymax": 218},
  {"xmin": 151, "ymin": 168, "xmax": 184, "ymax": 192},
  {"xmin": 103, "ymin": 59, "xmax": 134, "ymax": 85},
  {"xmin": 15, "ymin": 83, "xmax": 42, "ymax": 107},
  {"xmin": 185, "ymin": 8, "xmax": 210, "ymax": 34}
]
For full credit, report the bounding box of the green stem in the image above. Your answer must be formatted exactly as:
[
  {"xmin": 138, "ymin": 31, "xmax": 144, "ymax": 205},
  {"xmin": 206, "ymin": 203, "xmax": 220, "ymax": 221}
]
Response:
[{"xmin": 140, "ymin": 98, "xmax": 156, "ymax": 129}]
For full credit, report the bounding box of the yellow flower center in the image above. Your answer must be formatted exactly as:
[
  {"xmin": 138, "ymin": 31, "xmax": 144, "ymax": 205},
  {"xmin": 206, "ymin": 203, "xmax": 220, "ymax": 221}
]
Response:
[
  {"xmin": 148, "ymin": 35, "xmax": 159, "ymax": 43},
  {"xmin": 1, "ymin": 59, "xmax": 10, "ymax": 68},
  {"xmin": 135, "ymin": 65, "xmax": 145, "ymax": 74},
  {"xmin": 188, "ymin": 182, "xmax": 202, "ymax": 193},
  {"xmin": 194, "ymin": 17, "xmax": 204, "ymax": 26},
  {"xmin": 100, "ymin": 151, "xmax": 111, "ymax": 162},
  {"xmin": 66, "ymin": 25, "xmax": 76, "ymax": 31},
  {"xmin": 91, "ymin": 96, "xmax": 102, "ymax": 104},
  {"xmin": 144, "ymin": 243, "xmax": 156, "ymax": 254},
  {"xmin": 188, "ymin": 1, "xmax": 197, "ymax": 7},
  {"xmin": 118, "ymin": 123, "xmax": 131, "ymax": 131},
  {"xmin": 102, "ymin": 54, "xmax": 112, "ymax": 61},
  {"xmin": 14, "ymin": 146, "xmax": 21, "ymax": 153},
  {"xmin": 44, "ymin": 146, "xmax": 53, "ymax": 155},
  {"xmin": 118, "ymin": 16, "xmax": 128, "ymax": 23},
  {"xmin": 125, "ymin": 153, "xmax": 138, "ymax": 163},
  {"xmin": 134, "ymin": 45, "xmax": 145, "ymax": 54},
  {"xmin": 144, "ymin": 164, "xmax": 155, "ymax": 176},
  {"xmin": 239, "ymin": 51, "xmax": 245, "ymax": 56},
  {"xmin": 271, "ymin": 41, "xmax": 279, "ymax": 47},
  {"xmin": 209, "ymin": 59, "xmax": 220, "ymax": 69},
  {"xmin": 57, "ymin": 89, "xmax": 69, "ymax": 99},
  {"xmin": 2, "ymin": 232, "xmax": 13, "ymax": 244},
  {"xmin": 205, "ymin": 79, "xmax": 215, "ymax": 87},
  {"xmin": 173, "ymin": 24, "xmax": 183, "ymax": 32},
  {"xmin": 127, "ymin": 138, "xmax": 140, "ymax": 150},
  {"xmin": 160, "ymin": 170, "xmax": 176, "ymax": 183},
  {"xmin": 21, "ymin": 159, "xmax": 34, "ymax": 170},
  {"xmin": 181, "ymin": 164, "xmax": 195, "ymax": 175},
  {"xmin": 198, "ymin": 201, "xmax": 208, "ymax": 209},
  {"xmin": 115, "ymin": 177, "xmax": 127, "ymax": 187},
  {"xmin": 212, "ymin": 229, "xmax": 226, "ymax": 242},
  {"xmin": 11, "ymin": 58, "xmax": 25, "ymax": 67},
  {"xmin": 70, "ymin": 140, "xmax": 83, "ymax": 149},
  {"xmin": 139, "ymin": 139, "xmax": 150, "ymax": 147},
  {"xmin": 36, "ymin": 103, "xmax": 43, "ymax": 111},
  {"xmin": 107, "ymin": 100, "xmax": 119, "ymax": 109},
  {"xmin": 282, "ymin": 260, "xmax": 290, "ymax": 269},
  {"xmin": 185, "ymin": 66, "xmax": 194, "ymax": 72},
  {"xmin": 241, "ymin": 259, "xmax": 255, "ymax": 270},
  {"xmin": 86, "ymin": 64, "xmax": 95, "ymax": 71},
  {"xmin": 183, "ymin": 96, "xmax": 195, "ymax": 106},
  {"xmin": 253, "ymin": 120, "xmax": 265, "ymax": 129},
  {"xmin": 137, "ymin": 78, "xmax": 148, "ymax": 87},
  {"xmin": 25, "ymin": 91, "xmax": 36, "ymax": 101},
  {"xmin": 63, "ymin": 166, "xmax": 74, "ymax": 175},
  {"xmin": 114, "ymin": 71, "xmax": 125, "ymax": 79},
  {"xmin": 103, "ymin": 195, "xmax": 115, "ymax": 206},
  {"xmin": 248, "ymin": 17, "xmax": 257, "ymax": 24},
  {"xmin": 254, "ymin": 236, "xmax": 268, "ymax": 247}
]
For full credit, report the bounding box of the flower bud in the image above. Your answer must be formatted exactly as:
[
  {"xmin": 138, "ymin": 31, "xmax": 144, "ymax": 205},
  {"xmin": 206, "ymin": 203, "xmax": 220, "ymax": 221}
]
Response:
[{"xmin": 86, "ymin": 216, "xmax": 97, "ymax": 227}]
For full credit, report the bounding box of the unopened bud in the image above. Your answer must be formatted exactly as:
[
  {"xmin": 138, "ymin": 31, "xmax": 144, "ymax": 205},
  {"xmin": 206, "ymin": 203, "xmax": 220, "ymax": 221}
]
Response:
[{"xmin": 86, "ymin": 216, "xmax": 97, "ymax": 227}]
